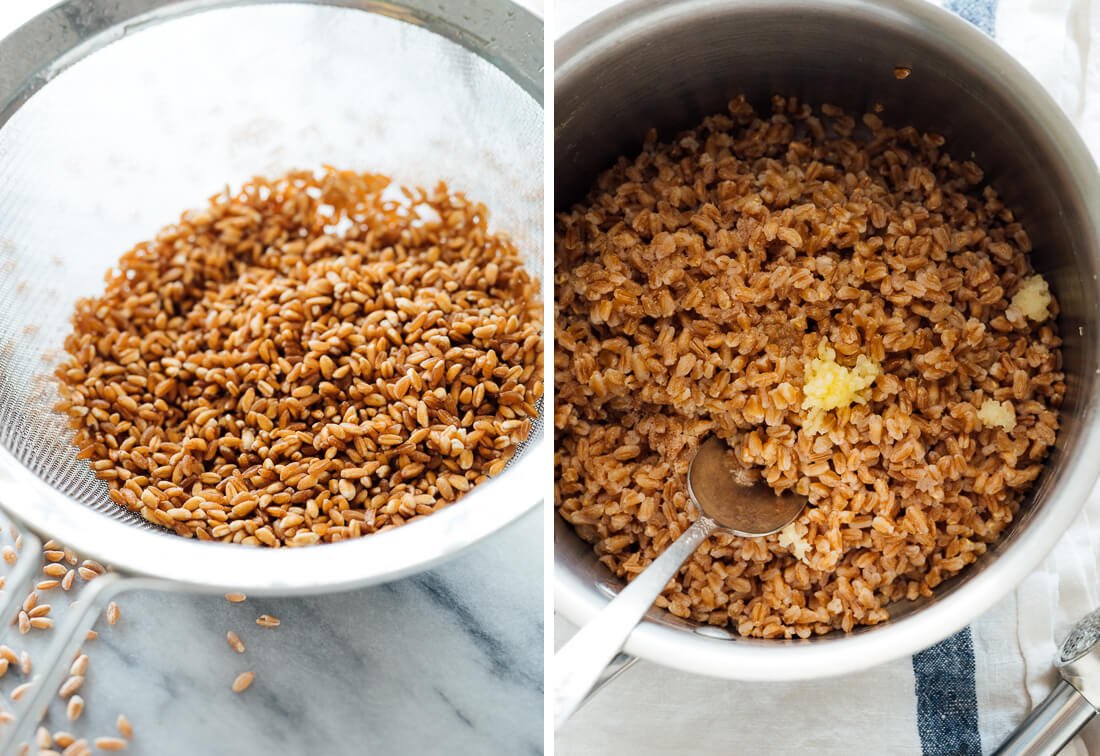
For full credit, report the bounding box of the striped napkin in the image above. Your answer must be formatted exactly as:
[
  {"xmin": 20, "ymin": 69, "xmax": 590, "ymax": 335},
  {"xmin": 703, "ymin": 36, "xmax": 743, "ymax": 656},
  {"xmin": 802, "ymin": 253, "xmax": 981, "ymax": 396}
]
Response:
[{"xmin": 555, "ymin": 0, "xmax": 1100, "ymax": 753}]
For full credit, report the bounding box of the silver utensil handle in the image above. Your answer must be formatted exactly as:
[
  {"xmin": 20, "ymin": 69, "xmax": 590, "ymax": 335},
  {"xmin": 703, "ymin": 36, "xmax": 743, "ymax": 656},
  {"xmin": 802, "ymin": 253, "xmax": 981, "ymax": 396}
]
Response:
[
  {"xmin": 553, "ymin": 516, "xmax": 716, "ymax": 730},
  {"xmin": 994, "ymin": 680, "xmax": 1097, "ymax": 756}
]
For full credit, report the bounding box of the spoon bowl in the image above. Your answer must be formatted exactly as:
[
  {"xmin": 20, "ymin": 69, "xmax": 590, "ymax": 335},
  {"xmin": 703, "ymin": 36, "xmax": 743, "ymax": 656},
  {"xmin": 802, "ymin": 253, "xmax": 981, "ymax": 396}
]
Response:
[{"xmin": 687, "ymin": 436, "xmax": 809, "ymax": 536}]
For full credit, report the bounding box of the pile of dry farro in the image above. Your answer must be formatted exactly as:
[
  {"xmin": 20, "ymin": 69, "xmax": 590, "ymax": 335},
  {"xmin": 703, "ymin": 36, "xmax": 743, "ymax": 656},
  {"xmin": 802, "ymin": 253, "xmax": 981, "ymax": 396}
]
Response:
[
  {"xmin": 56, "ymin": 168, "xmax": 541, "ymax": 545},
  {"xmin": 555, "ymin": 96, "xmax": 1064, "ymax": 638}
]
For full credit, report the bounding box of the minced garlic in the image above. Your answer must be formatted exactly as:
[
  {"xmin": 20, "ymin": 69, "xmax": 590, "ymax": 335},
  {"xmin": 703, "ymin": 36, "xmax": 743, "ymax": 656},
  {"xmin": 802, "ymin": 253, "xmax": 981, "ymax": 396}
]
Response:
[
  {"xmin": 778, "ymin": 522, "xmax": 810, "ymax": 561},
  {"xmin": 978, "ymin": 399, "xmax": 1016, "ymax": 431},
  {"xmin": 802, "ymin": 340, "xmax": 880, "ymax": 418},
  {"xmin": 1011, "ymin": 275, "xmax": 1052, "ymax": 322}
]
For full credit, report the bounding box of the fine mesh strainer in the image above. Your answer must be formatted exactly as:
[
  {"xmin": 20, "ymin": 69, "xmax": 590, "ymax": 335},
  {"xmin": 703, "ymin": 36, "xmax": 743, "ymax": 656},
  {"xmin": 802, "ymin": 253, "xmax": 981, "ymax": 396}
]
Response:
[{"xmin": 0, "ymin": 0, "xmax": 543, "ymax": 747}]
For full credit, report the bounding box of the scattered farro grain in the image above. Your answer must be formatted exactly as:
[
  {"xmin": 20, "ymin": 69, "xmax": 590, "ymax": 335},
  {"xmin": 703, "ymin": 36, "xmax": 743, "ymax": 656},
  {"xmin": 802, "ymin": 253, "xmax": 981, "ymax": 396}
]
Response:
[
  {"xmin": 93, "ymin": 737, "xmax": 126, "ymax": 751},
  {"xmin": 17, "ymin": 611, "xmax": 29, "ymax": 635},
  {"xmin": 42, "ymin": 564, "xmax": 66, "ymax": 578},
  {"xmin": 3, "ymin": 546, "xmax": 17, "ymax": 565},
  {"xmin": 75, "ymin": 568, "xmax": 95, "ymax": 583},
  {"xmin": 84, "ymin": 631, "xmax": 97, "ymax": 642},
  {"xmin": 52, "ymin": 733, "xmax": 75, "ymax": 748},
  {"xmin": 11, "ymin": 682, "xmax": 32, "ymax": 700},
  {"xmin": 58, "ymin": 675, "xmax": 83, "ymax": 699},
  {"xmin": 36, "ymin": 726, "xmax": 51, "ymax": 748},
  {"xmin": 21, "ymin": 651, "xmax": 31, "ymax": 676},
  {"xmin": 55, "ymin": 169, "xmax": 542, "ymax": 546},
  {"xmin": 30, "ymin": 617, "xmax": 54, "ymax": 630},
  {"xmin": 231, "ymin": 671, "xmax": 254, "ymax": 693},
  {"xmin": 36, "ymin": 580, "xmax": 60, "ymax": 591},
  {"xmin": 255, "ymin": 614, "xmax": 280, "ymax": 628},
  {"xmin": 61, "ymin": 570, "xmax": 75, "ymax": 591},
  {"xmin": 0, "ymin": 710, "xmax": 12, "ymax": 724},
  {"xmin": 224, "ymin": 593, "xmax": 246, "ymax": 603},
  {"xmin": 69, "ymin": 655, "xmax": 88, "ymax": 677},
  {"xmin": 226, "ymin": 631, "xmax": 245, "ymax": 654},
  {"xmin": 115, "ymin": 715, "xmax": 132, "ymax": 740},
  {"xmin": 80, "ymin": 561, "xmax": 104, "ymax": 575},
  {"xmin": 555, "ymin": 95, "xmax": 1064, "ymax": 638},
  {"xmin": 65, "ymin": 696, "xmax": 83, "ymax": 721},
  {"xmin": 44, "ymin": 550, "xmax": 65, "ymax": 563},
  {"xmin": 61, "ymin": 740, "xmax": 88, "ymax": 756},
  {"xmin": 106, "ymin": 602, "xmax": 119, "ymax": 626}
]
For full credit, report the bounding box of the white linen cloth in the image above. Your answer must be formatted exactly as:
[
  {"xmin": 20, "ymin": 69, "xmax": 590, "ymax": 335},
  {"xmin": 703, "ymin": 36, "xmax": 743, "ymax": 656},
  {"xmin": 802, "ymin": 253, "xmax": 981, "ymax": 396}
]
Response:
[{"xmin": 554, "ymin": 0, "xmax": 1100, "ymax": 753}]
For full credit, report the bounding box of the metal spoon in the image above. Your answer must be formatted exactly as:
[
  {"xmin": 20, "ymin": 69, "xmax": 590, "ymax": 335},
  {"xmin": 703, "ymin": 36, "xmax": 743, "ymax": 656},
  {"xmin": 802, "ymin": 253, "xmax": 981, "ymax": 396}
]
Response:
[{"xmin": 553, "ymin": 435, "xmax": 807, "ymax": 729}]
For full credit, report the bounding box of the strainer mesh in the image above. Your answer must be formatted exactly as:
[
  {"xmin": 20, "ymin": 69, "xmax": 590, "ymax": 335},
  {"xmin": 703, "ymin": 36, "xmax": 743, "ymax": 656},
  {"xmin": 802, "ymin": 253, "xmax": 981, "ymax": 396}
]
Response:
[{"xmin": 0, "ymin": 4, "xmax": 543, "ymax": 532}]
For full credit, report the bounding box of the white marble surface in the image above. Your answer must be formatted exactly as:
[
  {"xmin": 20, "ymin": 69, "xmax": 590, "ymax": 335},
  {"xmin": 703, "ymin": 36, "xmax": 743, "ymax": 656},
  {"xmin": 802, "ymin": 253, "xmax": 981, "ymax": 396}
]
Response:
[{"xmin": 4, "ymin": 507, "xmax": 542, "ymax": 755}]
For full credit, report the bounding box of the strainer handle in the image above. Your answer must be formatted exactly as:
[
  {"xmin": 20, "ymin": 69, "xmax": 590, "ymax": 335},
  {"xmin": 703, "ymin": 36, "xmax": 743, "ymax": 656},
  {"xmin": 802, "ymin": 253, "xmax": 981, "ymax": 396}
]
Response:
[
  {"xmin": 553, "ymin": 516, "xmax": 716, "ymax": 730},
  {"xmin": 0, "ymin": 568, "xmax": 166, "ymax": 754}
]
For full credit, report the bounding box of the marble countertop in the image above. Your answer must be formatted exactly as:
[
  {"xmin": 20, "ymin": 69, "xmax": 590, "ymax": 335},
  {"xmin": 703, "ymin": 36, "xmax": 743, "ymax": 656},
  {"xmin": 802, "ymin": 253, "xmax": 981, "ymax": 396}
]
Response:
[{"xmin": 13, "ymin": 507, "xmax": 542, "ymax": 755}]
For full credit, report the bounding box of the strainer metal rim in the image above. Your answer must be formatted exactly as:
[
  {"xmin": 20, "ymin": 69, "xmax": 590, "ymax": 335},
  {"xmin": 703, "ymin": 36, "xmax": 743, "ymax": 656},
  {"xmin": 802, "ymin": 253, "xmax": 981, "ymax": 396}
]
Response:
[{"xmin": 0, "ymin": 0, "xmax": 545, "ymax": 594}]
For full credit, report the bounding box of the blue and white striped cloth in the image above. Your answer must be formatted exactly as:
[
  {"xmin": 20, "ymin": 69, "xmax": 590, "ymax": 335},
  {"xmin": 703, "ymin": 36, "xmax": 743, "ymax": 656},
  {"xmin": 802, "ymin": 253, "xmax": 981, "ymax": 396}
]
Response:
[{"xmin": 556, "ymin": 0, "xmax": 1100, "ymax": 753}]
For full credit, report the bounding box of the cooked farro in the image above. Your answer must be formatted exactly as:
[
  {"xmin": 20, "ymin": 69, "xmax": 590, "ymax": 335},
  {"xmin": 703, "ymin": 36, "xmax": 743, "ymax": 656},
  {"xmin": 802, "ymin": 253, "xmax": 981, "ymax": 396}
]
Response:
[
  {"xmin": 55, "ymin": 168, "xmax": 542, "ymax": 546},
  {"xmin": 555, "ymin": 96, "xmax": 1064, "ymax": 638}
]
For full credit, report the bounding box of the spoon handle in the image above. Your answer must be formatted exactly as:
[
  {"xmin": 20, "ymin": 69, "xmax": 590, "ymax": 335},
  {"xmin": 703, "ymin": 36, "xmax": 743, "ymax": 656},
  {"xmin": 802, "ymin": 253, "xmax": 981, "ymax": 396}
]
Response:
[{"xmin": 554, "ymin": 516, "xmax": 717, "ymax": 729}]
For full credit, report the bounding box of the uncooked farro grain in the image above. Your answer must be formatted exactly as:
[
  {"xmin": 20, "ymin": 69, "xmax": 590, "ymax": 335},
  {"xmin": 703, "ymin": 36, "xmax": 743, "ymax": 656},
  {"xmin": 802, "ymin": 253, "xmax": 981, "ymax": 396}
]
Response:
[
  {"xmin": 65, "ymin": 696, "xmax": 84, "ymax": 722},
  {"xmin": 555, "ymin": 96, "xmax": 1064, "ymax": 638},
  {"xmin": 58, "ymin": 675, "xmax": 83, "ymax": 699},
  {"xmin": 226, "ymin": 631, "xmax": 245, "ymax": 654},
  {"xmin": 224, "ymin": 593, "xmax": 246, "ymax": 603},
  {"xmin": 106, "ymin": 602, "xmax": 119, "ymax": 626},
  {"xmin": 55, "ymin": 168, "xmax": 542, "ymax": 546},
  {"xmin": 93, "ymin": 737, "xmax": 127, "ymax": 751},
  {"xmin": 231, "ymin": 671, "xmax": 255, "ymax": 693},
  {"xmin": 255, "ymin": 614, "xmax": 280, "ymax": 628},
  {"xmin": 69, "ymin": 655, "xmax": 88, "ymax": 677},
  {"xmin": 116, "ymin": 715, "xmax": 132, "ymax": 740}
]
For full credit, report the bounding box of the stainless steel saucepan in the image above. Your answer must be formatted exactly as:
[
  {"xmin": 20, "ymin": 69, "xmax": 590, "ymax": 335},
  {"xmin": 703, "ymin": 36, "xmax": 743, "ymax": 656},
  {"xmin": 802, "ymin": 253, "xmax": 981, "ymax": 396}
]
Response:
[{"xmin": 555, "ymin": 0, "xmax": 1100, "ymax": 682}]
